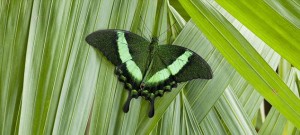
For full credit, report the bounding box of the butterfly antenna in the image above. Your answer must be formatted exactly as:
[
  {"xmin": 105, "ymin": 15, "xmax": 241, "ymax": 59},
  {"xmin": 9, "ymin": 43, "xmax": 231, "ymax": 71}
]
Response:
[
  {"xmin": 159, "ymin": 21, "xmax": 177, "ymax": 37},
  {"xmin": 158, "ymin": 36, "xmax": 169, "ymax": 44},
  {"xmin": 157, "ymin": 21, "xmax": 177, "ymax": 44},
  {"xmin": 137, "ymin": 27, "xmax": 146, "ymax": 39},
  {"xmin": 139, "ymin": 15, "xmax": 152, "ymax": 40}
]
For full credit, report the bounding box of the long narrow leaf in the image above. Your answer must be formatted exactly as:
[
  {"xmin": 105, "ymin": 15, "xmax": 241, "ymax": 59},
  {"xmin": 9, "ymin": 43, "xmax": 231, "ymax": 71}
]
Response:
[
  {"xmin": 215, "ymin": 0, "xmax": 300, "ymax": 70},
  {"xmin": 0, "ymin": 0, "xmax": 33, "ymax": 134},
  {"xmin": 179, "ymin": 0, "xmax": 300, "ymax": 128}
]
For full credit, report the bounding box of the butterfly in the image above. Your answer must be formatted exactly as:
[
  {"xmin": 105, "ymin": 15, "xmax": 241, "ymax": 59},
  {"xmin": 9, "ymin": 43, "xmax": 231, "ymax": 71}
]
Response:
[{"xmin": 85, "ymin": 29, "xmax": 212, "ymax": 117}]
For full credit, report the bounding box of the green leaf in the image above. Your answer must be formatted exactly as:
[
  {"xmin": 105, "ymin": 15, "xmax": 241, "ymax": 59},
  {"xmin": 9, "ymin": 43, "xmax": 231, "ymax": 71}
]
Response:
[
  {"xmin": 0, "ymin": 0, "xmax": 33, "ymax": 134},
  {"xmin": 179, "ymin": 0, "xmax": 300, "ymax": 129},
  {"xmin": 214, "ymin": 88, "xmax": 257, "ymax": 134},
  {"xmin": 19, "ymin": 0, "xmax": 96, "ymax": 134},
  {"xmin": 215, "ymin": 0, "xmax": 300, "ymax": 70},
  {"xmin": 259, "ymin": 68, "xmax": 300, "ymax": 134},
  {"xmin": 2, "ymin": 0, "xmax": 300, "ymax": 134}
]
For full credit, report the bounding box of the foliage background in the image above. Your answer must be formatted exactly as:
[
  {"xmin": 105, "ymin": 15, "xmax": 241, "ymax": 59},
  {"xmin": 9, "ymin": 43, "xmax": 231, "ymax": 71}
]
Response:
[{"xmin": 0, "ymin": 0, "xmax": 299, "ymax": 134}]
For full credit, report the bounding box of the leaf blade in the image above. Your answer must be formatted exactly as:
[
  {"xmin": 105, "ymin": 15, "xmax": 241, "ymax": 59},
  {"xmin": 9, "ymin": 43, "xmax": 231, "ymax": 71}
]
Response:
[
  {"xmin": 179, "ymin": 0, "xmax": 300, "ymax": 128},
  {"xmin": 215, "ymin": 0, "xmax": 300, "ymax": 70}
]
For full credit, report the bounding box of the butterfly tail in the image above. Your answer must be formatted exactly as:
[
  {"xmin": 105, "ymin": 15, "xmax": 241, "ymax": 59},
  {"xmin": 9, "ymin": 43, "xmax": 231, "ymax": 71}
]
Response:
[
  {"xmin": 148, "ymin": 98, "xmax": 155, "ymax": 118},
  {"xmin": 123, "ymin": 92, "xmax": 132, "ymax": 113}
]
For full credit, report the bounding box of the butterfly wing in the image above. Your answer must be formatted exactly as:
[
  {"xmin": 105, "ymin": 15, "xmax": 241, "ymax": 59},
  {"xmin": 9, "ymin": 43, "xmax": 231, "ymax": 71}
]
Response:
[
  {"xmin": 160, "ymin": 45, "xmax": 212, "ymax": 82},
  {"xmin": 141, "ymin": 44, "xmax": 212, "ymax": 117},
  {"xmin": 86, "ymin": 29, "xmax": 153, "ymax": 113},
  {"xmin": 86, "ymin": 30, "xmax": 213, "ymax": 118},
  {"xmin": 85, "ymin": 29, "xmax": 151, "ymax": 73},
  {"xmin": 144, "ymin": 44, "xmax": 212, "ymax": 89}
]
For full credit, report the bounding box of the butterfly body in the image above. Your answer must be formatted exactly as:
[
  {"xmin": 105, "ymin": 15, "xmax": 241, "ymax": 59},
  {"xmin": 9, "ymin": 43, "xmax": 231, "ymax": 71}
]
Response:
[{"xmin": 86, "ymin": 29, "xmax": 212, "ymax": 117}]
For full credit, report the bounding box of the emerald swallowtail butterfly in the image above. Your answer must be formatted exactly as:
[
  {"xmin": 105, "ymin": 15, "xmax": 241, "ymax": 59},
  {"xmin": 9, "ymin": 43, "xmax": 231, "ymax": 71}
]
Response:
[{"xmin": 86, "ymin": 29, "xmax": 212, "ymax": 117}]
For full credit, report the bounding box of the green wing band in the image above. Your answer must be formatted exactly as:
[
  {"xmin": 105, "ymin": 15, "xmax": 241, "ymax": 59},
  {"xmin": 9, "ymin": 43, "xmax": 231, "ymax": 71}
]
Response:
[
  {"xmin": 116, "ymin": 31, "xmax": 143, "ymax": 82},
  {"xmin": 168, "ymin": 51, "xmax": 193, "ymax": 75},
  {"xmin": 146, "ymin": 68, "xmax": 171, "ymax": 84},
  {"xmin": 125, "ymin": 60, "xmax": 143, "ymax": 82},
  {"xmin": 146, "ymin": 50, "xmax": 193, "ymax": 84},
  {"xmin": 117, "ymin": 31, "xmax": 132, "ymax": 63}
]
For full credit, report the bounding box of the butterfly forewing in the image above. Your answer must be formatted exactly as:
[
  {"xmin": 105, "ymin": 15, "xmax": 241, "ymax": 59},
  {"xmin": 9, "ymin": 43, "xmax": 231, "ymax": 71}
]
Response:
[
  {"xmin": 157, "ymin": 45, "xmax": 212, "ymax": 82},
  {"xmin": 86, "ymin": 30, "xmax": 151, "ymax": 83},
  {"xmin": 86, "ymin": 30, "xmax": 151, "ymax": 69},
  {"xmin": 144, "ymin": 45, "xmax": 212, "ymax": 88},
  {"xmin": 86, "ymin": 30, "xmax": 122, "ymax": 65}
]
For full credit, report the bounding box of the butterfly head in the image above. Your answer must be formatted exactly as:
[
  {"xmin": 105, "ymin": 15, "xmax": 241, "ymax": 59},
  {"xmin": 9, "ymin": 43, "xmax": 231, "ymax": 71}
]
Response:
[{"xmin": 151, "ymin": 37, "xmax": 159, "ymax": 44}]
